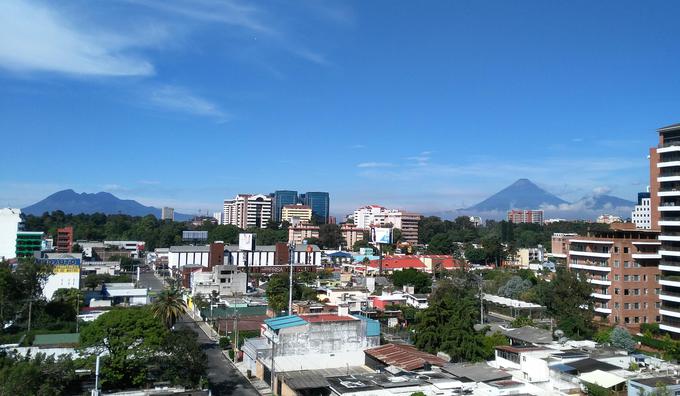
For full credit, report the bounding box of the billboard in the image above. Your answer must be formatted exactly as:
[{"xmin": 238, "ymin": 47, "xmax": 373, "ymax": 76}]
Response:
[
  {"xmin": 239, "ymin": 233, "xmax": 256, "ymax": 251},
  {"xmin": 371, "ymin": 228, "xmax": 392, "ymax": 244}
]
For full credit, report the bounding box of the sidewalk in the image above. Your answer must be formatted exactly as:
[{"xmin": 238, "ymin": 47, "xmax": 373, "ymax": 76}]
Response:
[{"xmin": 231, "ymin": 355, "xmax": 273, "ymax": 396}]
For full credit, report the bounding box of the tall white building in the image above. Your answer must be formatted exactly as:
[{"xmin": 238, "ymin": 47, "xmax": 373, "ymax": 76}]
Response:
[
  {"xmin": 0, "ymin": 208, "xmax": 22, "ymax": 260},
  {"xmin": 632, "ymin": 191, "xmax": 651, "ymax": 230},
  {"xmin": 352, "ymin": 205, "xmax": 421, "ymax": 244},
  {"xmin": 223, "ymin": 194, "xmax": 273, "ymax": 229},
  {"xmin": 161, "ymin": 207, "xmax": 174, "ymax": 221}
]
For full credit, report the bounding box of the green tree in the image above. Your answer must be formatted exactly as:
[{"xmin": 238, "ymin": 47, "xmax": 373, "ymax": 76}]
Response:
[
  {"xmin": 84, "ymin": 273, "xmax": 100, "ymax": 290},
  {"xmin": 610, "ymin": 327, "xmax": 636, "ymax": 352},
  {"xmin": 427, "ymin": 233, "xmax": 454, "ymax": 254},
  {"xmin": 464, "ymin": 247, "xmax": 486, "ymax": 264},
  {"xmin": 158, "ymin": 329, "xmax": 207, "ymax": 388},
  {"xmin": 319, "ymin": 224, "xmax": 344, "ymax": 249},
  {"xmin": 498, "ymin": 276, "xmax": 533, "ymax": 299},
  {"xmin": 151, "ymin": 287, "xmax": 187, "ymax": 329},
  {"xmin": 391, "ymin": 268, "xmax": 432, "ymax": 293},
  {"xmin": 534, "ymin": 268, "xmax": 595, "ymax": 339},
  {"xmin": 0, "ymin": 352, "xmax": 80, "ymax": 396},
  {"xmin": 81, "ymin": 308, "xmax": 168, "ymax": 390}
]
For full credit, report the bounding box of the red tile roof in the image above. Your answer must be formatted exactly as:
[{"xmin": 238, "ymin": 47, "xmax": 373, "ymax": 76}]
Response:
[
  {"xmin": 364, "ymin": 343, "xmax": 448, "ymax": 371},
  {"xmin": 368, "ymin": 256, "xmax": 426, "ymax": 269},
  {"xmin": 299, "ymin": 314, "xmax": 357, "ymax": 323}
]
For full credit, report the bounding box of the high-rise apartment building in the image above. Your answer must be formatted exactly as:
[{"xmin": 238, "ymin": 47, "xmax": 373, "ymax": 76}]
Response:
[
  {"xmin": 632, "ymin": 191, "xmax": 652, "ymax": 230},
  {"xmin": 273, "ymin": 190, "xmax": 298, "ymax": 222},
  {"xmin": 566, "ymin": 224, "xmax": 661, "ymax": 331},
  {"xmin": 161, "ymin": 207, "xmax": 174, "ymax": 221},
  {"xmin": 652, "ymin": 123, "xmax": 680, "ymax": 335},
  {"xmin": 507, "ymin": 209, "xmax": 543, "ymax": 224},
  {"xmin": 56, "ymin": 226, "xmax": 74, "ymax": 253},
  {"xmin": 281, "ymin": 204, "xmax": 313, "ymax": 224},
  {"xmin": 352, "ymin": 205, "xmax": 422, "ymax": 244},
  {"xmin": 223, "ymin": 194, "xmax": 272, "ymax": 229},
  {"xmin": 301, "ymin": 192, "xmax": 330, "ymax": 224}
]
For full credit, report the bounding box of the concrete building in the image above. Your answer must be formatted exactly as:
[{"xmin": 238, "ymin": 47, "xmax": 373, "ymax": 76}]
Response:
[
  {"xmin": 0, "ymin": 208, "xmax": 22, "ymax": 260},
  {"xmin": 469, "ymin": 216, "xmax": 482, "ymax": 227},
  {"xmin": 55, "ymin": 226, "xmax": 74, "ymax": 253},
  {"xmin": 507, "ymin": 209, "xmax": 543, "ymax": 224},
  {"xmin": 566, "ymin": 224, "xmax": 661, "ymax": 330},
  {"xmin": 16, "ymin": 231, "xmax": 44, "ymax": 258},
  {"xmin": 550, "ymin": 232, "xmax": 578, "ymax": 260},
  {"xmin": 190, "ymin": 264, "xmax": 247, "ymax": 297},
  {"xmin": 223, "ymin": 194, "xmax": 273, "ymax": 229},
  {"xmin": 281, "ymin": 204, "xmax": 312, "ymax": 224},
  {"xmin": 597, "ymin": 214, "xmax": 624, "ymax": 224},
  {"xmin": 352, "ymin": 205, "xmax": 422, "ymax": 244},
  {"xmin": 512, "ymin": 246, "xmax": 546, "ymax": 268},
  {"xmin": 256, "ymin": 312, "xmax": 380, "ymax": 390},
  {"xmin": 81, "ymin": 261, "xmax": 120, "ymax": 275},
  {"xmin": 36, "ymin": 253, "xmax": 82, "ymax": 300},
  {"xmin": 288, "ymin": 225, "xmax": 319, "ymax": 245},
  {"xmin": 161, "ymin": 207, "xmax": 174, "ymax": 221},
  {"xmin": 225, "ymin": 243, "xmax": 322, "ymax": 272},
  {"xmin": 101, "ymin": 282, "xmax": 149, "ymax": 305},
  {"xmin": 273, "ymin": 190, "xmax": 298, "ymax": 222},
  {"xmin": 653, "ymin": 122, "xmax": 680, "ymax": 335},
  {"xmin": 632, "ymin": 191, "xmax": 652, "ymax": 230}
]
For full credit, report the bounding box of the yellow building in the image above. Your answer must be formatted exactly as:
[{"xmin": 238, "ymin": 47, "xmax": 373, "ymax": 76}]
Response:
[{"xmin": 281, "ymin": 204, "xmax": 313, "ymax": 223}]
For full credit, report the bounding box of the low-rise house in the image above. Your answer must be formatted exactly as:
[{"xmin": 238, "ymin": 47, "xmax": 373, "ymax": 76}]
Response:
[
  {"xmin": 101, "ymin": 282, "xmax": 149, "ymax": 305},
  {"xmin": 81, "ymin": 260, "xmax": 120, "ymax": 275},
  {"xmin": 256, "ymin": 311, "xmax": 380, "ymax": 390},
  {"xmin": 628, "ymin": 376, "xmax": 680, "ymax": 396}
]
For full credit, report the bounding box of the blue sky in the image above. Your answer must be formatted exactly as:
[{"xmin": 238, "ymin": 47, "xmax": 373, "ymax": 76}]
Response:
[{"xmin": 1, "ymin": 0, "xmax": 679, "ymax": 217}]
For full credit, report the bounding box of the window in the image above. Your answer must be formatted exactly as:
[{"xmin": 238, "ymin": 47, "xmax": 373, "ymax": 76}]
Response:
[
  {"xmin": 624, "ymin": 303, "xmax": 630, "ymax": 309},
  {"xmin": 614, "ymin": 260, "xmax": 620, "ymax": 268},
  {"xmin": 644, "ymin": 288, "xmax": 648, "ymax": 295},
  {"xmin": 614, "ymin": 302, "xmax": 620, "ymax": 308},
  {"xmin": 656, "ymin": 288, "xmax": 661, "ymax": 295},
  {"xmin": 624, "ymin": 247, "xmax": 629, "ymax": 254},
  {"xmin": 656, "ymin": 275, "xmax": 661, "ymax": 281},
  {"xmin": 624, "ymin": 289, "xmax": 630, "ymax": 295},
  {"xmin": 624, "ymin": 275, "xmax": 630, "ymax": 282},
  {"xmin": 624, "ymin": 261, "xmax": 630, "ymax": 268},
  {"xmin": 625, "ymin": 317, "xmax": 630, "ymax": 324},
  {"xmin": 633, "ymin": 289, "xmax": 640, "ymax": 296},
  {"xmin": 614, "ymin": 246, "xmax": 619, "ymax": 253},
  {"xmin": 634, "ymin": 317, "xmax": 640, "ymax": 323},
  {"xmin": 614, "ymin": 274, "xmax": 620, "ymax": 281},
  {"xmin": 656, "ymin": 302, "xmax": 662, "ymax": 308},
  {"xmin": 633, "ymin": 302, "xmax": 640, "ymax": 309},
  {"xmin": 643, "ymin": 275, "xmax": 647, "ymax": 281}
]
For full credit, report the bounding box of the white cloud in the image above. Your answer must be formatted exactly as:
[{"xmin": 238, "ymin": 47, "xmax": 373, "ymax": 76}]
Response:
[
  {"xmin": 148, "ymin": 85, "xmax": 229, "ymax": 121},
  {"xmin": 0, "ymin": 1, "xmax": 155, "ymax": 77},
  {"xmin": 357, "ymin": 162, "xmax": 395, "ymax": 168}
]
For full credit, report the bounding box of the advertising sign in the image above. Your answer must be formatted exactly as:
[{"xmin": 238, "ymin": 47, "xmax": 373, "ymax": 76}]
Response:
[
  {"xmin": 239, "ymin": 233, "xmax": 256, "ymax": 251},
  {"xmin": 371, "ymin": 227, "xmax": 392, "ymax": 244}
]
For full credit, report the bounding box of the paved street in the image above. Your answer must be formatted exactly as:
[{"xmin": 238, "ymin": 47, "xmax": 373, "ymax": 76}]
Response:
[
  {"xmin": 176, "ymin": 314, "xmax": 259, "ymax": 396},
  {"xmin": 137, "ymin": 270, "xmax": 165, "ymax": 292}
]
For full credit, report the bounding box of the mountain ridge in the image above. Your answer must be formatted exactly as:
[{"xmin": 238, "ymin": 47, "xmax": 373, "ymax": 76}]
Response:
[{"xmin": 22, "ymin": 189, "xmax": 193, "ymax": 220}]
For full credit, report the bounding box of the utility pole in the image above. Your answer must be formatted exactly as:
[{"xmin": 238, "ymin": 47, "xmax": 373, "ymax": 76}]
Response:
[
  {"xmin": 288, "ymin": 243, "xmax": 294, "ymax": 315},
  {"xmin": 27, "ymin": 300, "xmax": 32, "ymax": 332},
  {"xmin": 234, "ymin": 308, "xmax": 239, "ymax": 355}
]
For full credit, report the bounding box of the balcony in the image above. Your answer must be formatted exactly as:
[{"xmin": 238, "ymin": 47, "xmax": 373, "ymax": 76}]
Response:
[
  {"xmin": 660, "ymin": 235, "xmax": 680, "ymax": 242},
  {"xmin": 569, "ymin": 239, "xmax": 613, "ymax": 245},
  {"xmin": 659, "ymin": 264, "xmax": 680, "ymax": 273},
  {"xmin": 570, "ymin": 263, "xmax": 611, "ymax": 272},
  {"xmin": 594, "ymin": 307, "xmax": 612, "ymax": 314},
  {"xmin": 587, "ymin": 279, "xmax": 611, "ymax": 286},
  {"xmin": 660, "ymin": 276, "xmax": 680, "ymax": 288},
  {"xmin": 660, "ymin": 305, "xmax": 680, "ymax": 319},
  {"xmin": 568, "ymin": 250, "xmax": 611, "ymax": 259},
  {"xmin": 631, "ymin": 253, "xmax": 661, "ymax": 260},
  {"xmin": 658, "ymin": 142, "xmax": 680, "ymax": 152},
  {"xmin": 660, "ymin": 315, "xmax": 680, "ymax": 333},
  {"xmin": 660, "ymin": 290, "xmax": 680, "ymax": 303},
  {"xmin": 591, "ymin": 292, "xmax": 612, "ymax": 300}
]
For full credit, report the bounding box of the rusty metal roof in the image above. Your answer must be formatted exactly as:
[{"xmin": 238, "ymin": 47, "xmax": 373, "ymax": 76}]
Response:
[{"xmin": 364, "ymin": 343, "xmax": 447, "ymax": 371}]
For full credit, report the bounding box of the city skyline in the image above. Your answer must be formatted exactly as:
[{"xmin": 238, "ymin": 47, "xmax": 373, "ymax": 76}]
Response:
[{"xmin": 2, "ymin": 1, "xmax": 680, "ymax": 215}]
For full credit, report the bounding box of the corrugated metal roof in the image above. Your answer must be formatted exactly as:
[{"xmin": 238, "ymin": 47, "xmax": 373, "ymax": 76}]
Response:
[
  {"xmin": 264, "ymin": 315, "xmax": 308, "ymax": 330},
  {"xmin": 364, "ymin": 343, "xmax": 448, "ymax": 371}
]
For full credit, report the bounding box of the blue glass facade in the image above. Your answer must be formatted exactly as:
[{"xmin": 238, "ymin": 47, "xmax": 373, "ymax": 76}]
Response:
[
  {"xmin": 273, "ymin": 190, "xmax": 298, "ymax": 222},
  {"xmin": 302, "ymin": 192, "xmax": 330, "ymax": 224}
]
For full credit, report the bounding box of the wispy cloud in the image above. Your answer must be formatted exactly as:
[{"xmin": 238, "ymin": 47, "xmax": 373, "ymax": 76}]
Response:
[
  {"xmin": 132, "ymin": 0, "xmax": 330, "ymax": 65},
  {"xmin": 147, "ymin": 85, "xmax": 229, "ymax": 121},
  {"xmin": 357, "ymin": 162, "xmax": 395, "ymax": 168},
  {"xmin": 0, "ymin": 1, "xmax": 155, "ymax": 77}
]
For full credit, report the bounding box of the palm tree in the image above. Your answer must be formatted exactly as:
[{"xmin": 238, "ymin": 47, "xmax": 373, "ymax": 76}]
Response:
[{"xmin": 151, "ymin": 287, "xmax": 186, "ymax": 329}]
